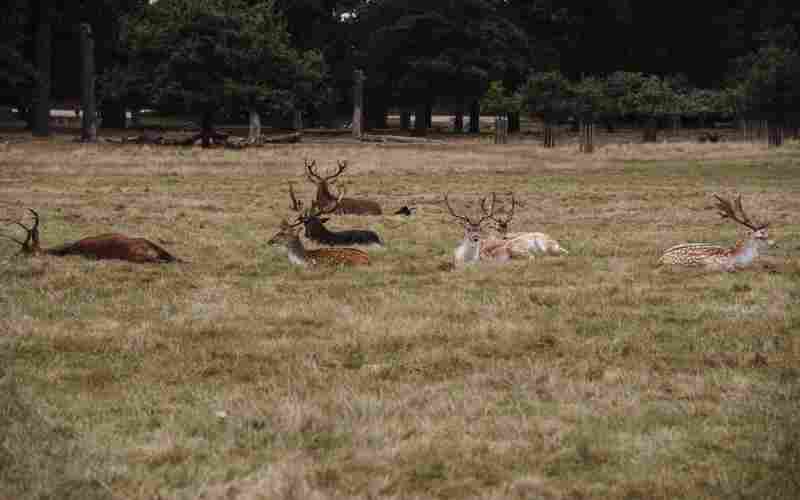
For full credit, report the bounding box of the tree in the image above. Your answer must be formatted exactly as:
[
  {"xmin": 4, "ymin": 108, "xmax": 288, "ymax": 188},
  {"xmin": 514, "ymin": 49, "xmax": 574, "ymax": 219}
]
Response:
[
  {"xmin": 355, "ymin": 0, "xmax": 529, "ymax": 134},
  {"xmin": 732, "ymin": 42, "xmax": 800, "ymax": 146},
  {"xmin": 522, "ymin": 71, "xmax": 573, "ymax": 147},
  {"xmin": 121, "ymin": 0, "xmax": 325, "ymax": 146}
]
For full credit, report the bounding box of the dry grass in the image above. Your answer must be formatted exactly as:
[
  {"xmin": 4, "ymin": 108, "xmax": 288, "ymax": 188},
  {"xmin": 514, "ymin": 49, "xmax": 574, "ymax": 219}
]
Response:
[{"xmin": 1, "ymin": 133, "xmax": 799, "ymax": 499}]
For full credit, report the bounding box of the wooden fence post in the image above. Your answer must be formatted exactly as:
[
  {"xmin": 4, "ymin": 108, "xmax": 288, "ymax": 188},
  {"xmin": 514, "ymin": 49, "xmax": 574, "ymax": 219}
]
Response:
[{"xmin": 80, "ymin": 23, "xmax": 97, "ymax": 142}]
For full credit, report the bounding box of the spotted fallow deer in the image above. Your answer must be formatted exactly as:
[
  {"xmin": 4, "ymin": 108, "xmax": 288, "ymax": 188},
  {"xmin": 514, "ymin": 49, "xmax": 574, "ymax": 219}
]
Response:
[
  {"xmin": 444, "ymin": 193, "xmax": 511, "ymax": 268},
  {"xmin": 2, "ymin": 209, "xmax": 181, "ymax": 263},
  {"xmin": 288, "ymin": 182, "xmax": 383, "ymax": 246},
  {"xmin": 304, "ymin": 159, "xmax": 382, "ymax": 215},
  {"xmin": 267, "ymin": 219, "xmax": 370, "ymax": 267},
  {"xmin": 481, "ymin": 192, "xmax": 568, "ymax": 257},
  {"xmin": 658, "ymin": 194, "xmax": 774, "ymax": 271}
]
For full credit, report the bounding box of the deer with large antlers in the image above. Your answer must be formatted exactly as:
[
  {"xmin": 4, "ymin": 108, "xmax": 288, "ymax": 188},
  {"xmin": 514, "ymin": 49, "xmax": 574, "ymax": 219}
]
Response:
[
  {"xmin": 267, "ymin": 218, "xmax": 370, "ymax": 267},
  {"xmin": 658, "ymin": 193, "xmax": 774, "ymax": 271},
  {"xmin": 444, "ymin": 193, "xmax": 511, "ymax": 268},
  {"xmin": 2, "ymin": 209, "xmax": 181, "ymax": 263},
  {"xmin": 304, "ymin": 159, "xmax": 382, "ymax": 215},
  {"xmin": 481, "ymin": 192, "xmax": 568, "ymax": 257},
  {"xmin": 288, "ymin": 182, "xmax": 383, "ymax": 246}
]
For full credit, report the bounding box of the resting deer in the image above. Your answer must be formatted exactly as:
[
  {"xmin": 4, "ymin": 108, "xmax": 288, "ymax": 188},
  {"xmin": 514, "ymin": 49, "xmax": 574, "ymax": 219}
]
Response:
[
  {"xmin": 481, "ymin": 193, "xmax": 569, "ymax": 257},
  {"xmin": 267, "ymin": 219, "xmax": 370, "ymax": 267},
  {"xmin": 288, "ymin": 183, "xmax": 383, "ymax": 246},
  {"xmin": 444, "ymin": 193, "xmax": 511, "ymax": 268},
  {"xmin": 304, "ymin": 159, "xmax": 382, "ymax": 215},
  {"xmin": 658, "ymin": 193, "xmax": 774, "ymax": 271},
  {"xmin": 2, "ymin": 209, "xmax": 181, "ymax": 263}
]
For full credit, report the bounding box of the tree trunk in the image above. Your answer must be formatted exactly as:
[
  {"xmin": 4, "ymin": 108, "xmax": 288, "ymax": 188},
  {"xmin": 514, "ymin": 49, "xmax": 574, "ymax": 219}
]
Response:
[
  {"xmin": 507, "ymin": 112, "xmax": 520, "ymax": 133},
  {"xmin": 642, "ymin": 117, "xmax": 658, "ymax": 142},
  {"xmin": 293, "ymin": 109, "xmax": 303, "ymax": 131},
  {"xmin": 400, "ymin": 111, "xmax": 411, "ymax": 130},
  {"xmin": 543, "ymin": 122, "xmax": 555, "ymax": 148},
  {"xmin": 579, "ymin": 120, "xmax": 594, "ymax": 153},
  {"xmin": 352, "ymin": 69, "xmax": 364, "ymax": 139},
  {"xmin": 100, "ymin": 101, "xmax": 126, "ymax": 129},
  {"xmin": 32, "ymin": 0, "xmax": 53, "ymax": 137},
  {"xmin": 413, "ymin": 102, "xmax": 428, "ymax": 136},
  {"xmin": 768, "ymin": 121, "xmax": 784, "ymax": 148},
  {"xmin": 79, "ymin": 23, "xmax": 97, "ymax": 143},
  {"xmin": 248, "ymin": 109, "xmax": 261, "ymax": 141},
  {"xmin": 468, "ymin": 100, "xmax": 480, "ymax": 134},
  {"xmin": 424, "ymin": 102, "xmax": 433, "ymax": 129},
  {"xmin": 200, "ymin": 110, "xmax": 214, "ymax": 148},
  {"xmin": 453, "ymin": 110, "xmax": 464, "ymax": 133}
]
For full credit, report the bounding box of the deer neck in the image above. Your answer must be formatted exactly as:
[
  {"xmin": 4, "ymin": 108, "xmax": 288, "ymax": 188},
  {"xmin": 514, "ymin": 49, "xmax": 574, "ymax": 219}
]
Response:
[
  {"xmin": 455, "ymin": 231, "xmax": 481, "ymax": 265},
  {"xmin": 730, "ymin": 235, "xmax": 764, "ymax": 266},
  {"xmin": 316, "ymin": 182, "xmax": 336, "ymax": 207},
  {"xmin": 285, "ymin": 235, "xmax": 309, "ymax": 266}
]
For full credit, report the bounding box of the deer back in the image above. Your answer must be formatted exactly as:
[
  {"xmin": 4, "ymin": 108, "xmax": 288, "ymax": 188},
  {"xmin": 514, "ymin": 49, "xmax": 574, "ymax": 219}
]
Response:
[{"xmin": 47, "ymin": 233, "xmax": 180, "ymax": 263}]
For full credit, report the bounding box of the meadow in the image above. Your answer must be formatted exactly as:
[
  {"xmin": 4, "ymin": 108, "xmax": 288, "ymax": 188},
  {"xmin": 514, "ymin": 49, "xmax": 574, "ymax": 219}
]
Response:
[{"xmin": 1, "ymin": 134, "xmax": 799, "ymax": 499}]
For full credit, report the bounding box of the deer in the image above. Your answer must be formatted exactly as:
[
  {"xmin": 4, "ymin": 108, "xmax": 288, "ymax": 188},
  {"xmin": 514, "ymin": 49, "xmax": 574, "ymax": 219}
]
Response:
[
  {"xmin": 444, "ymin": 193, "xmax": 511, "ymax": 268},
  {"xmin": 2, "ymin": 209, "xmax": 182, "ymax": 263},
  {"xmin": 267, "ymin": 219, "xmax": 370, "ymax": 267},
  {"xmin": 304, "ymin": 159, "xmax": 382, "ymax": 215},
  {"xmin": 481, "ymin": 192, "xmax": 569, "ymax": 257},
  {"xmin": 288, "ymin": 182, "xmax": 383, "ymax": 247},
  {"xmin": 658, "ymin": 193, "xmax": 774, "ymax": 271}
]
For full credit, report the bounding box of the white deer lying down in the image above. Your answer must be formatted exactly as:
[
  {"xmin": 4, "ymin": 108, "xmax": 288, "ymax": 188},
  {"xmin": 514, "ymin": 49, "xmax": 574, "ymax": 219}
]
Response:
[
  {"xmin": 658, "ymin": 193, "xmax": 774, "ymax": 272},
  {"xmin": 443, "ymin": 193, "xmax": 511, "ymax": 269},
  {"xmin": 480, "ymin": 193, "xmax": 568, "ymax": 258}
]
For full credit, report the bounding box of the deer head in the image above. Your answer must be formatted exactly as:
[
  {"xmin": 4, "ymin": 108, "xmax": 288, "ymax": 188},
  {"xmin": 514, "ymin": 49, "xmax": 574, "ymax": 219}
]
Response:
[
  {"xmin": 290, "ymin": 181, "xmax": 344, "ymax": 230},
  {"xmin": 713, "ymin": 193, "xmax": 771, "ymax": 242},
  {"xmin": 444, "ymin": 193, "xmax": 496, "ymax": 243},
  {"xmin": 305, "ymin": 159, "xmax": 347, "ymax": 206},
  {"xmin": 482, "ymin": 192, "xmax": 516, "ymax": 235},
  {"xmin": 2, "ymin": 209, "xmax": 42, "ymax": 255}
]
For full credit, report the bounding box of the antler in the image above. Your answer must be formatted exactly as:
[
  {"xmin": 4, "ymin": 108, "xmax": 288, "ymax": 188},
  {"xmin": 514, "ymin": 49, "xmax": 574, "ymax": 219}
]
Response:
[
  {"xmin": 1, "ymin": 209, "xmax": 40, "ymax": 253},
  {"xmin": 482, "ymin": 192, "xmax": 514, "ymax": 231},
  {"xmin": 477, "ymin": 192, "xmax": 497, "ymax": 225},
  {"xmin": 304, "ymin": 159, "xmax": 321, "ymax": 183},
  {"xmin": 444, "ymin": 193, "xmax": 476, "ymax": 225},
  {"xmin": 288, "ymin": 182, "xmax": 303, "ymax": 212},
  {"xmin": 713, "ymin": 193, "xmax": 768, "ymax": 231},
  {"xmin": 325, "ymin": 160, "xmax": 348, "ymax": 182}
]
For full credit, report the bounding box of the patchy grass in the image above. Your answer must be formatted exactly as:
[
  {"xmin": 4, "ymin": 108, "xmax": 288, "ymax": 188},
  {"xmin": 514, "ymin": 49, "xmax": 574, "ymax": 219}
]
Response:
[{"xmin": 1, "ymin": 135, "xmax": 799, "ymax": 499}]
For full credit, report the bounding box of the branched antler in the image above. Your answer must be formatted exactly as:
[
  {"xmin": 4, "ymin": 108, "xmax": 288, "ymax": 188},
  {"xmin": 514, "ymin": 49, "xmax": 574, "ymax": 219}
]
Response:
[
  {"xmin": 445, "ymin": 193, "xmax": 496, "ymax": 226},
  {"xmin": 288, "ymin": 182, "xmax": 303, "ymax": 212},
  {"xmin": 2, "ymin": 209, "xmax": 40, "ymax": 253},
  {"xmin": 713, "ymin": 193, "xmax": 768, "ymax": 231},
  {"xmin": 482, "ymin": 192, "xmax": 515, "ymax": 232},
  {"xmin": 443, "ymin": 193, "xmax": 473, "ymax": 225}
]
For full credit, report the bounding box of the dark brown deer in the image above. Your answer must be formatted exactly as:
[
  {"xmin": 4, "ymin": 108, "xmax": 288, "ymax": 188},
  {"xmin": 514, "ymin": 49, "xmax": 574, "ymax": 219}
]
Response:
[
  {"xmin": 2, "ymin": 209, "xmax": 182, "ymax": 263},
  {"xmin": 304, "ymin": 159, "xmax": 382, "ymax": 215},
  {"xmin": 288, "ymin": 183, "xmax": 383, "ymax": 246}
]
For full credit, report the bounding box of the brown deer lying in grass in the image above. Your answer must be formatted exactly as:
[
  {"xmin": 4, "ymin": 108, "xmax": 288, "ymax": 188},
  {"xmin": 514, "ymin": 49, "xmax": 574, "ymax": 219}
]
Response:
[
  {"xmin": 481, "ymin": 192, "xmax": 569, "ymax": 257},
  {"xmin": 2, "ymin": 209, "xmax": 182, "ymax": 263},
  {"xmin": 444, "ymin": 193, "xmax": 511, "ymax": 268},
  {"xmin": 267, "ymin": 218, "xmax": 370, "ymax": 267},
  {"xmin": 288, "ymin": 183, "xmax": 383, "ymax": 246},
  {"xmin": 305, "ymin": 159, "xmax": 382, "ymax": 215},
  {"xmin": 658, "ymin": 193, "xmax": 774, "ymax": 271}
]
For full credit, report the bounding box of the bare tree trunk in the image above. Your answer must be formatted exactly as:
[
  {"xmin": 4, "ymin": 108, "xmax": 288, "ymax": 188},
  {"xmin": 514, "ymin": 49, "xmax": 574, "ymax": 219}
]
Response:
[
  {"xmin": 248, "ymin": 109, "xmax": 261, "ymax": 141},
  {"xmin": 352, "ymin": 69, "xmax": 364, "ymax": 139},
  {"xmin": 768, "ymin": 121, "xmax": 784, "ymax": 148},
  {"xmin": 642, "ymin": 117, "xmax": 658, "ymax": 142},
  {"xmin": 413, "ymin": 102, "xmax": 428, "ymax": 136},
  {"xmin": 453, "ymin": 110, "xmax": 464, "ymax": 133},
  {"xmin": 79, "ymin": 23, "xmax": 97, "ymax": 143},
  {"xmin": 201, "ymin": 110, "xmax": 213, "ymax": 148},
  {"xmin": 468, "ymin": 100, "xmax": 480, "ymax": 134},
  {"xmin": 543, "ymin": 122, "xmax": 555, "ymax": 148},
  {"xmin": 494, "ymin": 116, "xmax": 508, "ymax": 144},
  {"xmin": 579, "ymin": 120, "xmax": 594, "ymax": 153},
  {"xmin": 400, "ymin": 111, "xmax": 411, "ymax": 130},
  {"xmin": 32, "ymin": 0, "xmax": 53, "ymax": 137},
  {"xmin": 293, "ymin": 110, "xmax": 303, "ymax": 131},
  {"xmin": 507, "ymin": 112, "xmax": 520, "ymax": 133}
]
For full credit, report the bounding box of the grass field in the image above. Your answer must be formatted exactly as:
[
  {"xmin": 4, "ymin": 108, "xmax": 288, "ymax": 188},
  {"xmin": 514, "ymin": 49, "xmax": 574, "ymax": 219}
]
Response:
[{"xmin": 1, "ymin": 134, "xmax": 799, "ymax": 499}]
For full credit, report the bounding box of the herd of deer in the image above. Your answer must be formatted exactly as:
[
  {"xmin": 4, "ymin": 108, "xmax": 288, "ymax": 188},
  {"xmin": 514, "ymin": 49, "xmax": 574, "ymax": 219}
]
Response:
[{"xmin": 2, "ymin": 159, "xmax": 775, "ymax": 273}]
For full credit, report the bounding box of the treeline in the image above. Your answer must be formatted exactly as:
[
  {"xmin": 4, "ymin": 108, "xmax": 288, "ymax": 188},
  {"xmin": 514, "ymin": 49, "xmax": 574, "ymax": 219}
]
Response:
[{"xmin": 0, "ymin": 0, "xmax": 798, "ymax": 145}]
